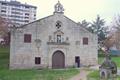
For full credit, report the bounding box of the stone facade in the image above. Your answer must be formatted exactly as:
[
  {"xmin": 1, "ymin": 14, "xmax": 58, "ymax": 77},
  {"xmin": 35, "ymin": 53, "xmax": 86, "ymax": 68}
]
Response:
[{"xmin": 10, "ymin": 1, "xmax": 98, "ymax": 69}]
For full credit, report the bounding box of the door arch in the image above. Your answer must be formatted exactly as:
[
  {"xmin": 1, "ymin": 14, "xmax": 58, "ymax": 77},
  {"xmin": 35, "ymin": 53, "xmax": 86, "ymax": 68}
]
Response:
[{"xmin": 52, "ymin": 50, "xmax": 65, "ymax": 69}]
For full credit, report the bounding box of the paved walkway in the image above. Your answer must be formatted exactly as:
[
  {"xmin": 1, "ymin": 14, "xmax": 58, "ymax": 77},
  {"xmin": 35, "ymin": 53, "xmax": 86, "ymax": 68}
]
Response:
[{"xmin": 69, "ymin": 68, "xmax": 89, "ymax": 80}]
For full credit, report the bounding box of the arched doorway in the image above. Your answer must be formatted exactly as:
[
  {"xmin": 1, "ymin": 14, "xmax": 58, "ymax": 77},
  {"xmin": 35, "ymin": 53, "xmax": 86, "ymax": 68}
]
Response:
[{"xmin": 52, "ymin": 50, "xmax": 65, "ymax": 69}]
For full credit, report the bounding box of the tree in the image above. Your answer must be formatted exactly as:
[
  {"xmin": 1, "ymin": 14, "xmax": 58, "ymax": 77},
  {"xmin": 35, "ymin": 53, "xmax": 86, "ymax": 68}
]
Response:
[
  {"xmin": 79, "ymin": 20, "xmax": 90, "ymax": 28},
  {"xmin": 103, "ymin": 35, "xmax": 115, "ymax": 49},
  {"xmin": 0, "ymin": 17, "xmax": 9, "ymax": 37},
  {"xmin": 79, "ymin": 15, "xmax": 108, "ymax": 45},
  {"xmin": 79, "ymin": 20, "xmax": 95, "ymax": 33},
  {"xmin": 110, "ymin": 15, "xmax": 120, "ymax": 50},
  {"xmin": 0, "ymin": 17, "xmax": 10, "ymax": 46},
  {"xmin": 113, "ymin": 15, "xmax": 120, "ymax": 30},
  {"xmin": 88, "ymin": 15, "xmax": 107, "ymax": 43}
]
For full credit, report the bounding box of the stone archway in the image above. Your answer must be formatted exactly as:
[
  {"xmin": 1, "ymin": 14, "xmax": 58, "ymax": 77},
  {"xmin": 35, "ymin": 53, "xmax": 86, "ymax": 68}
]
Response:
[{"xmin": 52, "ymin": 50, "xmax": 65, "ymax": 69}]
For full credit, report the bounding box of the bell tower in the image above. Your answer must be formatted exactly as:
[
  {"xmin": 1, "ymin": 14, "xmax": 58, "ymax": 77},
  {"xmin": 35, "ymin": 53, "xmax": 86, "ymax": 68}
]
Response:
[{"xmin": 54, "ymin": 1, "xmax": 64, "ymax": 14}]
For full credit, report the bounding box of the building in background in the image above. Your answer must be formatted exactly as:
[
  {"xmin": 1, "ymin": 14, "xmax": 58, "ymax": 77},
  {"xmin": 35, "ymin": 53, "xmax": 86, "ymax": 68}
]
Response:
[{"xmin": 0, "ymin": 0, "xmax": 37, "ymax": 26}]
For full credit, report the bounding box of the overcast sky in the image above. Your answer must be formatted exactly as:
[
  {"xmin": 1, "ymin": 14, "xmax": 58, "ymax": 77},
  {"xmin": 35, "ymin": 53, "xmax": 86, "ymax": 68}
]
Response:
[{"xmin": 16, "ymin": 0, "xmax": 120, "ymax": 24}]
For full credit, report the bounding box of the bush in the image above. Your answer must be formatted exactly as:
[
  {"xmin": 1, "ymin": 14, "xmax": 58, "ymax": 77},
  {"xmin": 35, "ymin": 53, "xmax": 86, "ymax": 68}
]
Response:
[{"xmin": 98, "ymin": 50, "xmax": 119, "ymax": 57}]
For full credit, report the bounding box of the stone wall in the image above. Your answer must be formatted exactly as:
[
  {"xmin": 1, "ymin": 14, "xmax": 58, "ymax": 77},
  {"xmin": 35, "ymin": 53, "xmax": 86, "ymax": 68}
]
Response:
[{"xmin": 10, "ymin": 13, "xmax": 98, "ymax": 69}]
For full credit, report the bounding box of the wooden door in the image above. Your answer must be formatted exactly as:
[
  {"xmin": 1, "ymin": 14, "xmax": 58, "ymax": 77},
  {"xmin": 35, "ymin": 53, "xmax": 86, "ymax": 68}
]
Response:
[{"xmin": 52, "ymin": 51, "xmax": 65, "ymax": 69}]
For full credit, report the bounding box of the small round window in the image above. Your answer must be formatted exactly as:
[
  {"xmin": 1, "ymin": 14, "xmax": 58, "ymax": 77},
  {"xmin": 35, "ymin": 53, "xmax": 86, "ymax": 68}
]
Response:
[{"xmin": 56, "ymin": 21, "xmax": 62, "ymax": 30}]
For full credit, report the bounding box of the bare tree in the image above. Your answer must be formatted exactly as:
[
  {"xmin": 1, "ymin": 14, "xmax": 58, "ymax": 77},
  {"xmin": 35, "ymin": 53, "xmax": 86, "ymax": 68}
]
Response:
[
  {"xmin": 103, "ymin": 34, "xmax": 115, "ymax": 49},
  {"xmin": 110, "ymin": 15, "xmax": 120, "ymax": 50},
  {"xmin": 0, "ymin": 17, "xmax": 9, "ymax": 37},
  {"xmin": 0, "ymin": 17, "xmax": 11, "ymax": 46}
]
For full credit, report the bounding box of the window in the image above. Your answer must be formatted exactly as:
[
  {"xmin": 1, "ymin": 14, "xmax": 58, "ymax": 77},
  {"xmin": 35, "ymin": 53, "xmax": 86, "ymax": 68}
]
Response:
[
  {"xmin": 25, "ymin": 13, "xmax": 29, "ymax": 16},
  {"xmin": 35, "ymin": 57, "xmax": 41, "ymax": 64},
  {"xmin": 56, "ymin": 21, "xmax": 62, "ymax": 29},
  {"xmin": 57, "ymin": 35, "xmax": 61, "ymax": 43},
  {"xmin": 56, "ymin": 22, "xmax": 61, "ymax": 29},
  {"xmin": 25, "ymin": 20, "xmax": 29, "ymax": 23},
  {"xmin": 25, "ymin": 17, "xmax": 29, "ymax": 19},
  {"xmin": 1, "ymin": 7, "xmax": 6, "ymax": 9},
  {"xmin": 11, "ymin": 11, "xmax": 21, "ymax": 14},
  {"xmin": 24, "ymin": 34, "xmax": 31, "ymax": 43},
  {"xmin": 83, "ymin": 37, "xmax": 88, "ymax": 45},
  {"xmin": 1, "ymin": 14, "xmax": 6, "ymax": 17},
  {"xmin": 25, "ymin": 6, "xmax": 29, "ymax": 8},
  {"xmin": 34, "ymin": 14, "xmax": 36, "ymax": 16},
  {"xmin": 1, "ymin": 10, "xmax": 6, "ymax": 13},
  {"xmin": 34, "ymin": 18, "xmax": 36, "ymax": 20},
  {"xmin": 2, "ymin": 3, "xmax": 7, "ymax": 5}
]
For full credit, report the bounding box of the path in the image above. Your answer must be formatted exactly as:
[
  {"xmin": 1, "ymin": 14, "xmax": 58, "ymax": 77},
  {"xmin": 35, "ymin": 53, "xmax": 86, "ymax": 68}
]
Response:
[{"xmin": 69, "ymin": 68, "xmax": 89, "ymax": 80}]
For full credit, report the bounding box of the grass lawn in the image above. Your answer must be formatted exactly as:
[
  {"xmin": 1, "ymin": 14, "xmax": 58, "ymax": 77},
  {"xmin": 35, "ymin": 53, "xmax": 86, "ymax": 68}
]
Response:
[
  {"xmin": 98, "ymin": 57, "xmax": 120, "ymax": 68},
  {"xmin": 87, "ymin": 70, "xmax": 120, "ymax": 80},
  {"xmin": 88, "ymin": 52, "xmax": 120, "ymax": 80},
  {"xmin": 98, "ymin": 50, "xmax": 120, "ymax": 68},
  {"xmin": 0, "ymin": 46, "xmax": 79, "ymax": 80},
  {"xmin": 87, "ymin": 70, "xmax": 100, "ymax": 80}
]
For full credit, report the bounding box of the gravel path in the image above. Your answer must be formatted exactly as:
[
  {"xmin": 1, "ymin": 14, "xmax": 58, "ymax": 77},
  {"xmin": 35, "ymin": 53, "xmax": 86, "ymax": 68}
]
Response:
[{"xmin": 69, "ymin": 68, "xmax": 89, "ymax": 80}]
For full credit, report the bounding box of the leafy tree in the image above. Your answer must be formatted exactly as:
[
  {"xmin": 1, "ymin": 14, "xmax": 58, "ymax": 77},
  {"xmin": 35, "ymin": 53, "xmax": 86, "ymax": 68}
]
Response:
[
  {"xmin": 79, "ymin": 20, "xmax": 95, "ymax": 33},
  {"xmin": 79, "ymin": 16, "xmax": 108, "ymax": 44},
  {"xmin": 89, "ymin": 15, "xmax": 107, "ymax": 43},
  {"xmin": 79, "ymin": 20, "xmax": 90, "ymax": 28}
]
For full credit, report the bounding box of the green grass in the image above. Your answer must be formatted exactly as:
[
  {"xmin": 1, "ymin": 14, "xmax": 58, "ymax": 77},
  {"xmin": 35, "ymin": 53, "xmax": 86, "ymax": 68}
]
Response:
[
  {"xmin": 87, "ymin": 70, "xmax": 120, "ymax": 80},
  {"xmin": 0, "ymin": 69, "xmax": 79, "ymax": 80},
  {"xmin": 98, "ymin": 57, "xmax": 120, "ymax": 68},
  {"xmin": 88, "ymin": 52, "xmax": 120, "ymax": 80},
  {"xmin": 87, "ymin": 70, "xmax": 100, "ymax": 80},
  {"xmin": 98, "ymin": 50, "xmax": 120, "ymax": 68},
  {"xmin": 0, "ymin": 46, "xmax": 9, "ymax": 70},
  {"xmin": 87, "ymin": 50, "xmax": 120, "ymax": 80},
  {"xmin": 0, "ymin": 46, "xmax": 79, "ymax": 80}
]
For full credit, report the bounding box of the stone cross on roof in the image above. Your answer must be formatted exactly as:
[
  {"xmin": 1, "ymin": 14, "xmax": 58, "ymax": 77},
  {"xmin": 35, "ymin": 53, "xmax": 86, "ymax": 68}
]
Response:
[{"xmin": 54, "ymin": 1, "xmax": 64, "ymax": 14}]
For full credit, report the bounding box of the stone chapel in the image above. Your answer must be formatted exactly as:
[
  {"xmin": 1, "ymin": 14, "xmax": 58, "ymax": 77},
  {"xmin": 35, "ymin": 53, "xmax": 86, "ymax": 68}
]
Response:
[{"xmin": 10, "ymin": 1, "xmax": 98, "ymax": 69}]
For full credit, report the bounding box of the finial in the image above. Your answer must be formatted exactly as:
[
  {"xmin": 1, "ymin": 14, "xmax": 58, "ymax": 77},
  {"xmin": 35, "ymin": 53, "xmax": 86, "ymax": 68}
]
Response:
[{"xmin": 54, "ymin": 1, "xmax": 64, "ymax": 14}]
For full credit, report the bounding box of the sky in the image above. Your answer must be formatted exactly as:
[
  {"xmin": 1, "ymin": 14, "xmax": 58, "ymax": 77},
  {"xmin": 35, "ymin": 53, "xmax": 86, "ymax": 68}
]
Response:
[{"xmin": 15, "ymin": 0, "xmax": 120, "ymax": 24}]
